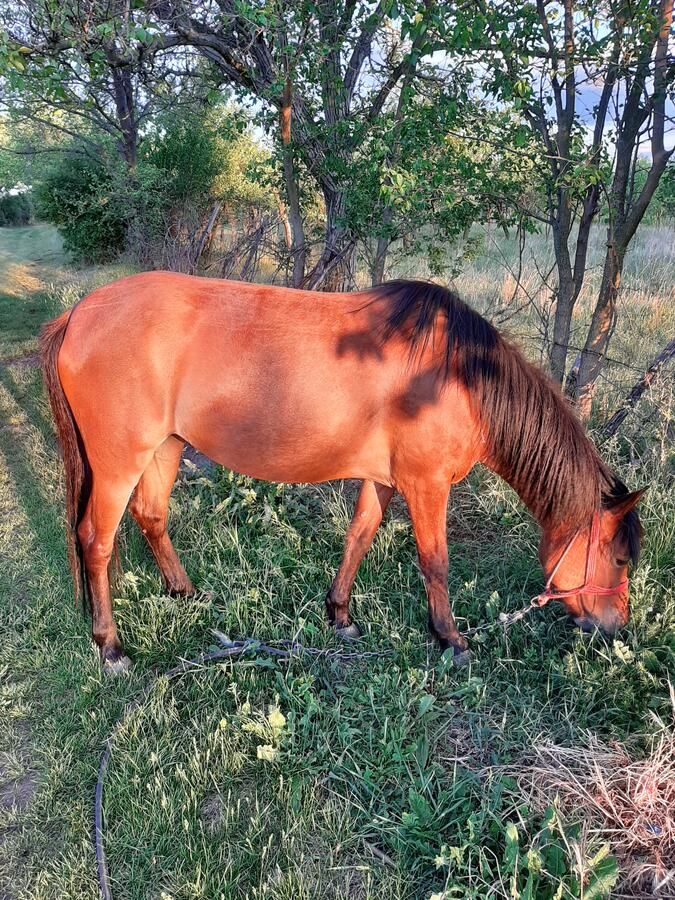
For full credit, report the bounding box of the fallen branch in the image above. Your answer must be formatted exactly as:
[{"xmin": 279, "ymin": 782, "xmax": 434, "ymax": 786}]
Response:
[{"xmin": 601, "ymin": 336, "xmax": 675, "ymax": 439}]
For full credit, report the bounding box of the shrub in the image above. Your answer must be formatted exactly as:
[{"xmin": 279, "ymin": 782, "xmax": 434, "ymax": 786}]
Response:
[
  {"xmin": 34, "ymin": 153, "xmax": 127, "ymax": 263},
  {"xmin": 33, "ymin": 109, "xmax": 271, "ymax": 267},
  {"xmin": 0, "ymin": 191, "xmax": 33, "ymax": 226}
]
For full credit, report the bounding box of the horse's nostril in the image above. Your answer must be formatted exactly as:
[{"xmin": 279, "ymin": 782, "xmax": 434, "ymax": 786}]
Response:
[{"xmin": 572, "ymin": 616, "xmax": 594, "ymax": 633}]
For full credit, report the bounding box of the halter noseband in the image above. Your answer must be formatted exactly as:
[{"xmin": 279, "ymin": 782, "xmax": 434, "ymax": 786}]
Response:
[{"xmin": 535, "ymin": 510, "xmax": 629, "ymax": 608}]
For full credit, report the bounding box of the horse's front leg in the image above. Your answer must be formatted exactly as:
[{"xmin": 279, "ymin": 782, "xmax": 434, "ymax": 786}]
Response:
[
  {"xmin": 327, "ymin": 479, "xmax": 394, "ymax": 637},
  {"xmin": 402, "ymin": 480, "xmax": 469, "ymax": 658}
]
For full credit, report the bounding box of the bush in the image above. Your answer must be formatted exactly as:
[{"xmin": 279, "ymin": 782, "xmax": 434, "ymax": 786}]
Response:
[
  {"xmin": 127, "ymin": 110, "xmax": 272, "ymax": 270},
  {"xmin": 34, "ymin": 153, "xmax": 127, "ymax": 263},
  {"xmin": 33, "ymin": 109, "xmax": 271, "ymax": 267},
  {"xmin": 0, "ymin": 191, "xmax": 33, "ymax": 226}
]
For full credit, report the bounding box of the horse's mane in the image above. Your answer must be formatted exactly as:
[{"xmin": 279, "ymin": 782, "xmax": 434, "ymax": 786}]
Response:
[{"xmin": 373, "ymin": 280, "xmax": 641, "ymax": 557}]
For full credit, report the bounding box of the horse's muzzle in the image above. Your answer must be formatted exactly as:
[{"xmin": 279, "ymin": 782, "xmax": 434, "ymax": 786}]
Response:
[{"xmin": 571, "ymin": 612, "xmax": 621, "ymax": 636}]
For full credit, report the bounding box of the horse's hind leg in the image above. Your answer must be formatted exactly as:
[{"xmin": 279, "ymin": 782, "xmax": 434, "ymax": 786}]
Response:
[
  {"xmin": 128, "ymin": 435, "xmax": 194, "ymax": 596},
  {"xmin": 326, "ymin": 479, "xmax": 394, "ymax": 635},
  {"xmin": 78, "ymin": 470, "xmax": 148, "ymax": 673}
]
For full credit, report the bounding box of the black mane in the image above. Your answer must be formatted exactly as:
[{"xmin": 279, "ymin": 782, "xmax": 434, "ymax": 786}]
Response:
[{"xmin": 373, "ymin": 279, "xmax": 642, "ymax": 556}]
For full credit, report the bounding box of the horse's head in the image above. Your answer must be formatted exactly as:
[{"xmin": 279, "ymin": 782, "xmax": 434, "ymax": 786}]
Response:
[{"xmin": 538, "ymin": 490, "xmax": 645, "ymax": 634}]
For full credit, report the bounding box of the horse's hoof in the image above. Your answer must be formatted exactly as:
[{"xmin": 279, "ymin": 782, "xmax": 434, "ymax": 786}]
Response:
[
  {"xmin": 335, "ymin": 622, "xmax": 361, "ymax": 641},
  {"xmin": 167, "ymin": 579, "xmax": 198, "ymax": 598},
  {"xmin": 452, "ymin": 648, "xmax": 472, "ymax": 668},
  {"xmin": 102, "ymin": 654, "xmax": 132, "ymax": 676}
]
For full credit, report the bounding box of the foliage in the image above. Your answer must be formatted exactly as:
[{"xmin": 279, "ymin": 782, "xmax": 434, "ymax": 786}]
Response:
[
  {"xmin": 0, "ymin": 0, "xmax": 209, "ymax": 168},
  {"xmin": 141, "ymin": 106, "xmax": 270, "ymax": 217},
  {"xmin": 0, "ymin": 113, "xmax": 69, "ymax": 191},
  {"xmin": 143, "ymin": 114, "xmax": 227, "ymax": 210},
  {"xmin": 0, "ymin": 190, "xmax": 33, "ymax": 226},
  {"xmin": 32, "ymin": 107, "xmax": 269, "ymax": 264},
  {"xmin": 348, "ymin": 101, "xmax": 539, "ymax": 276},
  {"xmin": 635, "ymin": 163, "xmax": 675, "ymax": 225},
  {"xmin": 34, "ymin": 151, "xmax": 126, "ymax": 262}
]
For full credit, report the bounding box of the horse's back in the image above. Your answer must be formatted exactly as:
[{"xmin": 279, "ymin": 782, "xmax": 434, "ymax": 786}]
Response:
[{"xmin": 56, "ymin": 272, "xmax": 480, "ymax": 486}]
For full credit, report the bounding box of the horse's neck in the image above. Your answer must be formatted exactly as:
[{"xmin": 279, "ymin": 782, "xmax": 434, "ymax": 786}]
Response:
[{"xmin": 478, "ymin": 345, "xmax": 601, "ymax": 532}]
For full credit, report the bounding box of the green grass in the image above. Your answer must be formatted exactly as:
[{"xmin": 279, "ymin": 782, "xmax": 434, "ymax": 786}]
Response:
[{"xmin": 0, "ymin": 224, "xmax": 673, "ymax": 900}]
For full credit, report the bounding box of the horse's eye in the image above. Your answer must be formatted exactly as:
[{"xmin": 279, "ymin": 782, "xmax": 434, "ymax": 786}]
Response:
[{"xmin": 615, "ymin": 557, "xmax": 629, "ymax": 567}]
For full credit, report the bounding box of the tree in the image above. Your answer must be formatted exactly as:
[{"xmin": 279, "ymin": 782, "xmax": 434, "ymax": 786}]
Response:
[
  {"xmin": 0, "ymin": 1, "xmax": 234, "ymax": 259},
  {"xmin": 348, "ymin": 99, "xmax": 534, "ymax": 284},
  {"xmin": 447, "ymin": 0, "xmax": 675, "ymax": 416},
  {"xmin": 4, "ymin": 4, "xmax": 131, "ymax": 167},
  {"xmin": 34, "ymin": 104, "xmax": 269, "ymax": 266},
  {"xmin": 0, "ymin": 0, "xmax": 222, "ymax": 188},
  {"xmin": 142, "ymin": 0, "xmax": 458, "ymax": 289},
  {"xmin": 573, "ymin": 0, "xmax": 675, "ymax": 416}
]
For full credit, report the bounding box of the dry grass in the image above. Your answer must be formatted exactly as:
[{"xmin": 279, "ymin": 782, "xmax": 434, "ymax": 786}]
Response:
[{"xmin": 504, "ymin": 686, "xmax": 675, "ymax": 897}]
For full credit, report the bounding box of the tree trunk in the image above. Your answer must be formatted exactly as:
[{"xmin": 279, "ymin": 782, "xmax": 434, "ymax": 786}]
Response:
[
  {"xmin": 281, "ymin": 78, "xmax": 306, "ymax": 288},
  {"xmin": 573, "ymin": 239, "xmax": 625, "ymax": 420},
  {"xmin": 275, "ymin": 192, "xmax": 292, "ymax": 249},
  {"xmin": 190, "ymin": 201, "xmax": 223, "ymax": 272},
  {"xmin": 548, "ymin": 215, "xmax": 575, "ymax": 384},
  {"xmin": 371, "ymin": 206, "xmax": 395, "ymax": 286},
  {"xmin": 303, "ymin": 185, "xmax": 354, "ymax": 291},
  {"xmin": 109, "ymin": 62, "xmax": 138, "ymax": 169},
  {"xmin": 550, "ymin": 268, "xmax": 575, "ymax": 383},
  {"xmin": 371, "ymin": 236, "xmax": 389, "ymax": 286},
  {"xmin": 283, "ymin": 151, "xmax": 306, "ymax": 287}
]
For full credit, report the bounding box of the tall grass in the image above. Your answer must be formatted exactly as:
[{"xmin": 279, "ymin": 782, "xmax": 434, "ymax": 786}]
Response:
[{"xmin": 0, "ymin": 223, "xmax": 673, "ymax": 899}]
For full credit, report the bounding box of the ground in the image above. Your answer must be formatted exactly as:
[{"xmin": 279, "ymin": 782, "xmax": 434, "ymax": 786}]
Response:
[{"xmin": 0, "ymin": 225, "xmax": 673, "ymax": 900}]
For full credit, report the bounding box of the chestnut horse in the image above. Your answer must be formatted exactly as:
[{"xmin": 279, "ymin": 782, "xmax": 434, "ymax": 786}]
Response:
[{"xmin": 41, "ymin": 275, "xmax": 643, "ymax": 673}]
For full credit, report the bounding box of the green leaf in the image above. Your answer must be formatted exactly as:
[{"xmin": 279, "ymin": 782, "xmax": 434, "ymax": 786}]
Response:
[
  {"xmin": 583, "ymin": 851, "xmax": 618, "ymax": 900},
  {"xmin": 520, "ymin": 873, "xmax": 535, "ymax": 900},
  {"xmin": 503, "ymin": 821, "xmax": 519, "ymax": 872},
  {"xmin": 418, "ymin": 693, "xmax": 436, "ymax": 717}
]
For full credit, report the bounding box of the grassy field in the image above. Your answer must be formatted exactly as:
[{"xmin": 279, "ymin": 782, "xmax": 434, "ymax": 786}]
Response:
[{"xmin": 0, "ymin": 224, "xmax": 673, "ymax": 900}]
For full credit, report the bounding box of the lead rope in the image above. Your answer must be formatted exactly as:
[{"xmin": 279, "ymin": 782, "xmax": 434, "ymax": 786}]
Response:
[
  {"xmin": 465, "ymin": 510, "xmax": 623, "ymax": 638},
  {"xmin": 464, "ymin": 594, "xmax": 549, "ymax": 638},
  {"xmin": 463, "ymin": 524, "xmax": 583, "ymax": 639}
]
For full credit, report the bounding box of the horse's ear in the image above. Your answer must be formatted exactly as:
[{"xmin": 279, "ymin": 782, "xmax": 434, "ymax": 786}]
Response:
[{"xmin": 607, "ymin": 488, "xmax": 647, "ymax": 520}]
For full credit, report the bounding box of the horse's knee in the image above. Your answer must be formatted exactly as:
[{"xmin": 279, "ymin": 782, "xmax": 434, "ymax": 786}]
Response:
[
  {"xmin": 129, "ymin": 499, "xmax": 165, "ymax": 540},
  {"xmin": 82, "ymin": 536, "xmax": 114, "ymax": 573}
]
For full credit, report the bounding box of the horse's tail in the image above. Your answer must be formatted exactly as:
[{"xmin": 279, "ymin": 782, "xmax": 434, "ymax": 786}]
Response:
[{"xmin": 40, "ymin": 310, "xmax": 90, "ymax": 604}]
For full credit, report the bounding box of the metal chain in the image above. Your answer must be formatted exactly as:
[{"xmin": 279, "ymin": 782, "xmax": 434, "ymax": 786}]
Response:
[
  {"xmin": 464, "ymin": 596, "xmax": 544, "ymax": 637},
  {"xmin": 214, "ymin": 633, "xmax": 395, "ymax": 661}
]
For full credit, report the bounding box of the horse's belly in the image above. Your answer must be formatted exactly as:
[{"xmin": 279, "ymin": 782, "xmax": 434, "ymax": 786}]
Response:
[
  {"xmin": 176, "ymin": 369, "xmax": 392, "ymax": 485},
  {"xmin": 182, "ymin": 418, "xmax": 391, "ymax": 484}
]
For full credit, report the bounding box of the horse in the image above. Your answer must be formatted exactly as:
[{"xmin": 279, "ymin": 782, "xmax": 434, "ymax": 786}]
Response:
[{"xmin": 40, "ymin": 275, "xmax": 644, "ymax": 673}]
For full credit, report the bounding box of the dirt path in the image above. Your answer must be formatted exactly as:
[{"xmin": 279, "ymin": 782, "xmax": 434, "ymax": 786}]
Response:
[
  {"xmin": 0, "ymin": 226, "xmax": 68, "ymax": 898},
  {"xmin": 0, "ymin": 390, "xmax": 41, "ymax": 899}
]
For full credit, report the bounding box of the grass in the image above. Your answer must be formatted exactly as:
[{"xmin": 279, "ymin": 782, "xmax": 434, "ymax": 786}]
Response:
[{"xmin": 0, "ymin": 223, "xmax": 673, "ymax": 899}]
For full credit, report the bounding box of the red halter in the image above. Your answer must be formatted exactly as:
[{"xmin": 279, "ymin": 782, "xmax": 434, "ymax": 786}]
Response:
[{"xmin": 535, "ymin": 510, "xmax": 629, "ymax": 608}]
